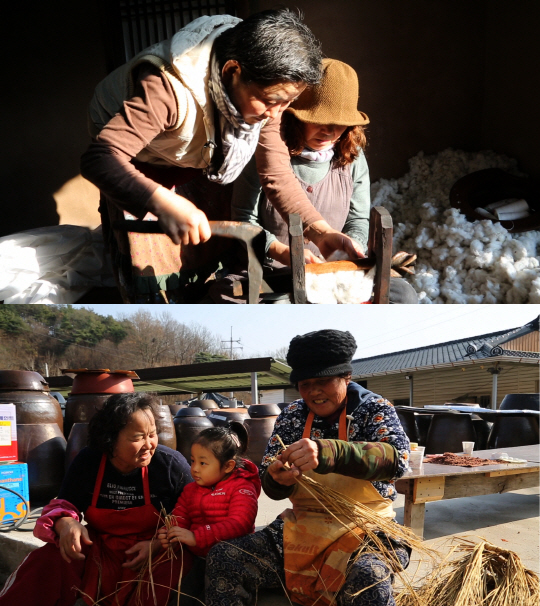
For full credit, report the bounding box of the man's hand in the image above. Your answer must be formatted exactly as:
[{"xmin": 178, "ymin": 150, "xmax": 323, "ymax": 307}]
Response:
[
  {"xmin": 147, "ymin": 186, "xmax": 212, "ymax": 246},
  {"xmin": 304, "ymin": 220, "xmax": 365, "ymax": 260},
  {"xmin": 55, "ymin": 517, "xmax": 93, "ymax": 563}
]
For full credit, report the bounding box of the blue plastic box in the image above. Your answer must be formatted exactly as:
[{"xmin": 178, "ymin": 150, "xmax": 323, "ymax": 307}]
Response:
[{"xmin": 0, "ymin": 461, "xmax": 29, "ymax": 524}]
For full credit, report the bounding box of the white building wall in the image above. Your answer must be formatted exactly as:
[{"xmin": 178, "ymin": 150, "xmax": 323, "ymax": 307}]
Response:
[
  {"xmin": 260, "ymin": 390, "xmax": 284, "ymax": 404},
  {"xmin": 260, "ymin": 388, "xmax": 301, "ymax": 404}
]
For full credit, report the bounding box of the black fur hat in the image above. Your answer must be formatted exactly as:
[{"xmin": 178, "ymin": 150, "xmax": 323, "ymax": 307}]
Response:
[{"xmin": 286, "ymin": 329, "xmax": 357, "ymax": 384}]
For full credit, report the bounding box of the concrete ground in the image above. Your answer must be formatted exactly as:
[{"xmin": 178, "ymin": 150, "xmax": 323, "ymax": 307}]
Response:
[
  {"xmin": 255, "ymin": 485, "xmax": 540, "ymax": 605},
  {"xmin": 1, "ymin": 486, "xmax": 538, "ymax": 604}
]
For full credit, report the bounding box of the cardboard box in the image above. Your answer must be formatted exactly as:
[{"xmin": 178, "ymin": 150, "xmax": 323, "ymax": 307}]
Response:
[
  {"xmin": 0, "ymin": 461, "xmax": 29, "ymax": 524},
  {"xmin": 0, "ymin": 404, "xmax": 17, "ymax": 462}
]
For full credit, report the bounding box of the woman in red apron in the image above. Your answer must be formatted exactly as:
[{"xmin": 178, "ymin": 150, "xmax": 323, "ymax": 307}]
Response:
[
  {"xmin": 205, "ymin": 329, "xmax": 411, "ymax": 606},
  {"xmin": 0, "ymin": 393, "xmax": 193, "ymax": 606}
]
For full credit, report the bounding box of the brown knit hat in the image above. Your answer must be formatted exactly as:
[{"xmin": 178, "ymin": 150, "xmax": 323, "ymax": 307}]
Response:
[{"xmin": 286, "ymin": 58, "xmax": 369, "ymax": 126}]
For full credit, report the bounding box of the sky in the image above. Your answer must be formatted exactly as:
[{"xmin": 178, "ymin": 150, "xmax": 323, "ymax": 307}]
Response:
[{"xmin": 74, "ymin": 304, "xmax": 539, "ymax": 360}]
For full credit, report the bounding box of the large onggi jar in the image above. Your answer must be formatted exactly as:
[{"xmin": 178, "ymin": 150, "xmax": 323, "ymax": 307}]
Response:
[
  {"xmin": 0, "ymin": 370, "xmax": 63, "ymax": 430},
  {"xmin": 173, "ymin": 407, "xmax": 213, "ymax": 462},
  {"xmin": 207, "ymin": 408, "xmax": 249, "ymax": 428},
  {"xmin": 63, "ymin": 368, "xmax": 137, "ymax": 437},
  {"xmin": 244, "ymin": 404, "xmax": 281, "ymax": 466},
  {"xmin": 0, "ymin": 370, "xmax": 66, "ymax": 502},
  {"xmin": 154, "ymin": 402, "xmax": 177, "ymax": 450},
  {"xmin": 17, "ymin": 423, "xmax": 67, "ymax": 503}
]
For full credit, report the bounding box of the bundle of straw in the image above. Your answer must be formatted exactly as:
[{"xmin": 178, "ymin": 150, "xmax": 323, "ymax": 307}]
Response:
[
  {"xmin": 273, "ymin": 435, "xmax": 439, "ymax": 603},
  {"xmin": 133, "ymin": 507, "xmax": 187, "ymax": 606},
  {"xmin": 294, "ymin": 473, "xmax": 437, "ymax": 568},
  {"xmin": 78, "ymin": 507, "xmax": 189, "ymax": 606},
  {"xmin": 395, "ymin": 537, "xmax": 539, "ymax": 606}
]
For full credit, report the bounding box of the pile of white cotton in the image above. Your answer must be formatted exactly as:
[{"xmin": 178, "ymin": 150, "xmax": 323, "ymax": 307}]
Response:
[
  {"xmin": 305, "ymin": 267, "xmax": 375, "ymax": 304},
  {"xmin": 371, "ymin": 149, "xmax": 540, "ymax": 303}
]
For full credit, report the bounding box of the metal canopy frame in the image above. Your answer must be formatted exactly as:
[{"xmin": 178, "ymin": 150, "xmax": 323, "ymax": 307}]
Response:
[{"xmin": 46, "ymin": 357, "xmax": 292, "ymax": 397}]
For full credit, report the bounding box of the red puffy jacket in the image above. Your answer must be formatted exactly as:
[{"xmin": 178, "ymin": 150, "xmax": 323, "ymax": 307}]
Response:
[{"xmin": 171, "ymin": 458, "xmax": 261, "ymax": 556}]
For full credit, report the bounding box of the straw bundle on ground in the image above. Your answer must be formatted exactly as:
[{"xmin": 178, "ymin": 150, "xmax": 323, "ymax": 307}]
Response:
[{"xmin": 395, "ymin": 537, "xmax": 539, "ymax": 606}]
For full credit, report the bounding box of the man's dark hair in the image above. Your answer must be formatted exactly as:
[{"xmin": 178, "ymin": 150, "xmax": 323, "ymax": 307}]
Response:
[
  {"xmin": 213, "ymin": 9, "xmax": 322, "ymax": 85},
  {"xmin": 88, "ymin": 392, "xmax": 157, "ymax": 458}
]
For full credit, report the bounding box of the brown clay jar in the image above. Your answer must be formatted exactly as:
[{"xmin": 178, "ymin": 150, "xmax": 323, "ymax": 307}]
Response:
[
  {"xmin": 244, "ymin": 404, "xmax": 280, "ymax": 466},
  {"xmin": 17, "ymin": 423, "xmax": 67, "ymax": 503},
  {"xmin": 0, "ymin": 370, "xmax": 63, "ymax": 431},
  {"xmin": 173, "ymin": 408, "xmax": 213, "ymax": 462},
  {"xmin": 154, "ymin": 403, "xmax": 177, "ymax": 450}
]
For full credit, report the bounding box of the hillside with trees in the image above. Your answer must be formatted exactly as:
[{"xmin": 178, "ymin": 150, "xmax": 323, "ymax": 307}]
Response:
[{"xmin": 0, "ymin": 305, "xmax": 228, "ymax": 376}]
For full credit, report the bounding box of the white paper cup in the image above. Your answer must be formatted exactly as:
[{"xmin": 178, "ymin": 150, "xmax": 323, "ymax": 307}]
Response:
[
  {"xmin": 462, "ymin": 441, "xmax": 475, "ymax": 456},
  {"xmin": 409, "ymin": 450, "xmax": 424, "ymax": 470},
  {"xmin": 495, "ymin": 209, "xmax": 530, "ymax": 221}
]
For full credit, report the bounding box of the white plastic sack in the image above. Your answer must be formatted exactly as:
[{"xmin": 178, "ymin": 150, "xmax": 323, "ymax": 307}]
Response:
[{"xmin": 0, "ymin": 225, "xmax": 115, "ymax": 304}]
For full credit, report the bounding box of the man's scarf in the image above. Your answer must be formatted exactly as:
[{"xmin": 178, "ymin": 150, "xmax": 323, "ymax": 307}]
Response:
[{"xmin": 207, "ymin": 56, "xmax": 263, "ymax": 184}]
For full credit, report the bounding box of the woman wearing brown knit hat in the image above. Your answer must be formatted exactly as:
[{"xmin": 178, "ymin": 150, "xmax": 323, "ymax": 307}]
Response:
[
  {"xmin": 233, "ymin": 58, "xmax": 370, "ymax": 267},
  {"xmin": 220, "ymin": 58, "xmax": 418, "ymax": 303}
]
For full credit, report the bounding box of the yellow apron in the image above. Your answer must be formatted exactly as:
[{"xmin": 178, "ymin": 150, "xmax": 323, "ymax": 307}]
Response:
[{"xmin": 283, "ymin": 408, "xmax": 395, "ymax": 606}]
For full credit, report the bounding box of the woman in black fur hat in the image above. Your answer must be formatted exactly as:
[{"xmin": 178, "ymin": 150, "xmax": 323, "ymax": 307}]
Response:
[{"xmin": 205, "ymin": 329, "xmax": 412, "ymax": 606}]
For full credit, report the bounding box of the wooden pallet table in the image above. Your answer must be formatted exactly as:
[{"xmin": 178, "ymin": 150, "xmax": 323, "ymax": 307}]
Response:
[{"xmin": 395, "ymin": 445, "xmax": 540, "ymax": 538}]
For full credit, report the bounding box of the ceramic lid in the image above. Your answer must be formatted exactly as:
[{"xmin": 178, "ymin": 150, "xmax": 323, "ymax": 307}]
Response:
[{"xmin": 0, "ymin": 370, "xmax": 50, "ymax": 391}]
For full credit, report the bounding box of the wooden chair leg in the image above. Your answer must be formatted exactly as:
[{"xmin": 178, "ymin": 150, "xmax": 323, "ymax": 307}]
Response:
[
  {"xmin": 288, "ymin": 213, "xmax": 307, "ymax": 304},
  {"xmin": 368, "ymin": 206, "xmax": 393, "ymax": 304}
]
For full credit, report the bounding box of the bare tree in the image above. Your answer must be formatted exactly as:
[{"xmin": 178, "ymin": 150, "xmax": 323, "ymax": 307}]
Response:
[
  {"xmin": 61, "ymin": 340, "xmax": 129, "ymax": 371},
  {"xmin": 122, "ymin": 309, "xmax": 174, "ymax": 367},
  {"xmin": 269, "ymin": 346, "xmax": 289, "ymax": 363},
  {"xmin": 143, "ymin": 312, "xmax": 223, "ymax": 366}
]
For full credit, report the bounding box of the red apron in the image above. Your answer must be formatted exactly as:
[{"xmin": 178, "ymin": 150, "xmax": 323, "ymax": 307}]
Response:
[{"xmin": 81, "ymin": 455, "xmax": 188, "ymax": 606}]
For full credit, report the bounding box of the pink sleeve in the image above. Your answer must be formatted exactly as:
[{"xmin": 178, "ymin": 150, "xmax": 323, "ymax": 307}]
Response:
[
  {"xmin": 255, "ymin": 113, "xmax": 324, "ymax": 227},
  {"xmin": 192, "ymin": 480, "xmax": 259, "ymax": 555},
  {"xmin": 33, "ymin": 499, "xmax": 81, "ymax": 545}
]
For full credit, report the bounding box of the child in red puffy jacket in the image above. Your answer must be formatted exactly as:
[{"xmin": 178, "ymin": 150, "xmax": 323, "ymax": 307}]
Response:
[{"xmin": 158, "ymin": 421, "xmax": 261, "ymax": 602}]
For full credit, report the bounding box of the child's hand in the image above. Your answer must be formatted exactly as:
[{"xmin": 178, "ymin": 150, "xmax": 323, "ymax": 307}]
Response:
[
  {"xmin": 167, "ymin": 526, "xmax": 197, "ymax": 547},
  {"xmin": 157, "ymin": 526, "xmax": 170, "ymax": 549}
]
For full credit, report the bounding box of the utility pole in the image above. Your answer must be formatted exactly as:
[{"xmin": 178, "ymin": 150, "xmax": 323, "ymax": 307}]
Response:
[
  {"xmin": 222, "ymin": 327, "xmax": 243, "ymax": 399},
  {"xmin": 221, "ymin": 327, "xmax": 243, "ymax": 359}
]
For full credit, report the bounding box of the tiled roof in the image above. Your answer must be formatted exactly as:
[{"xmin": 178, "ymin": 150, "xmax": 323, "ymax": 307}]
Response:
[{"xmin": 352, "ymin": 316, "xmax": 539, "ymax": 376}]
